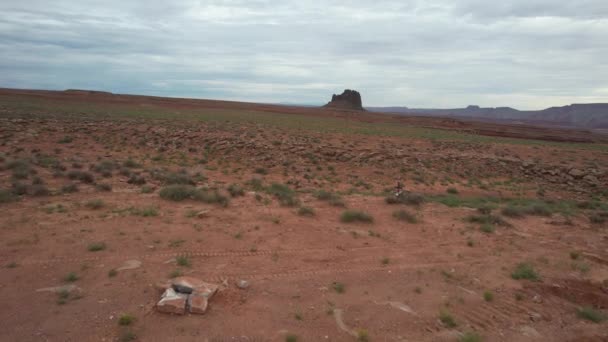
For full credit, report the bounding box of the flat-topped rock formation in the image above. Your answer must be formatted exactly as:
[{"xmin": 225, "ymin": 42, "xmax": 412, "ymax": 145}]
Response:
[{"xmin": 324, "ymin": 89, "xmax": 364, "ymax": 110}]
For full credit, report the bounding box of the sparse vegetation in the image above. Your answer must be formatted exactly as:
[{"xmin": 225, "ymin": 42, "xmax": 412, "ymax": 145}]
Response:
[
  {"xmin": 85, "ymin": 199, "xmax": 105, "ymax": 209},
  {"xmin": 392, "ymin": 209, "xmax": 418, "ymax": 223},
  {"xmin": 87, "ymin": 242, "xmax": 106, "ymax": 252},
  {"xmin": 577, "ymin": 306, "xmax": 606, "ymax": 323},
  {"xmin": 118, "ymin": 314, "xmax": 135, "ymax": 326},
  {"xmin": 341, "ymin": 210, "xmax": 373, "ymax": 223},
  {"xmin": 176, "ymin": 255, "xmax": 191, "ymax": 267},
  {"xmin": 459, "ymin": 331, "xmax": 482, "ymax": 342},
  {"xmin": 64, "ymin": 272, "xmax": 79, "ymax": 282},
  {"xmin": 297, "ymin": 206, "xmax": 315, "ymax": 216},
  {"xmin": 332, "ymin": 282, "xmax": 345, "ymax": 293},
  {"xmin": 385, "ymin": 192, "xmax": 424, "ymax": 206},
  {"xmin": 511, "ymin": 263, "xmax": 539, "ymax": 281},
  {"xmin": 483, "ymin": 291, "xmax": 494, "ymax": 302},
  {"xmin": 439, "ymin": 310, "xmax": 457, "ymax": 328},
  {"xmin": 267, "ymin": 183, "xmax": 299, "ymax": 207}
]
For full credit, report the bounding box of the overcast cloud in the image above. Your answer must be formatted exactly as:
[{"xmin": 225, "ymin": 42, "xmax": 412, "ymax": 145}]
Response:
[{"xmin": 1, "ymin": 0, "xmax": 607, "ymax": 109}]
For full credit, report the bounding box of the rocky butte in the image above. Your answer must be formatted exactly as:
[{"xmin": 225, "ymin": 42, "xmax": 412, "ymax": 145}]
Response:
[{"xmin": 324, "ymin": 89, "xmax": 364, "ymax": 111}]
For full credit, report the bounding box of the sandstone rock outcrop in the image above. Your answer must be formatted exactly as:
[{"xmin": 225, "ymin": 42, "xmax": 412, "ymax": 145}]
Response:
[{"xmin": 324, "ymin": 89, "xmax": 364, "ymax": 110}]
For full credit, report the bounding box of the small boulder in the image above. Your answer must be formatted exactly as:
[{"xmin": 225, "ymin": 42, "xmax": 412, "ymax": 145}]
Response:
[
  {"xmin": 188, "ymin": 293, "xmax": 209, "ymax": 314},
  {"xmin": 156, "ymin": 288, "xmax": 187, "ymax": 315},
  {"xmin": 236, "ymin": 279, "xmax": 250, "ymax": 289},
  {"xmin": 568, "ymin": 168, "xmax": 585, "ymax": 179}
]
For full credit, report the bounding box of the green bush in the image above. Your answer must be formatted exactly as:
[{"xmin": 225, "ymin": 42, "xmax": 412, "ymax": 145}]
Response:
[
  {"xmin": 341, "ymin": 210, "xmax": 373, "ymax": 223},
  {"xmin": 268, "ymin": 183, "xmax": 299, "ymax": 207},
  {"xmin": 297, "ymin": 206, "xmax": 315, "ymax": 216},
  {"xmin": 511, "ymin": 263, "xmax": 539, "ymax": 281},
  {"xmin": 159, "ymin": 185, "xmax": 197, "ymax": 201},
  {"xmin": 577, "ymin": 306, "xmax": 606, "ymax": 323},
  {"xmin": 314, "ymin": 190, "xmax": 345, "ymax": 206},
  {"xmin": 227, "ymin": 184, "xmax": 245, "ymax": 197},
  {"xmin": 0, "ymin": 189, "xmax": 16, "ymax": 203},
  {"xmin": 392, "ymin": 209, "xmax": 418, "ymax": 223},
  {"xmin": 385, "ymin": 192, "xmax": 424, "ymax": 206}
]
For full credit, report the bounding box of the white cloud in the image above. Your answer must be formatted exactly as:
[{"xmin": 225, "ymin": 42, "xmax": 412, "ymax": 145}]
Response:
[{"xmin": 0, "ymin": 0, "xmax": 606, "ymax": 109}]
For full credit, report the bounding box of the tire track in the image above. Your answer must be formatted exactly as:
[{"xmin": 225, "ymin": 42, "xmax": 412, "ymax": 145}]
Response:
[{"xmin": 9, "ymin": 240, "xmax": 475, "ymax": 266}]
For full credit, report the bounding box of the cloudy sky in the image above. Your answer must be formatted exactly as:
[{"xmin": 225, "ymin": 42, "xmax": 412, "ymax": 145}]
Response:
[{"xmin": 1, "ymin": 1, "xmax": 607, "ymax": 109}]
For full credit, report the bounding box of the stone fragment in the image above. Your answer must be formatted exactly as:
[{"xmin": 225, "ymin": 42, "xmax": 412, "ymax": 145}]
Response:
[
  {"xmin": 187, "ymin": 293, "xmax": 209, "ymax": 314},
  {"xmin": 156, "ymin": 288, "xmax": 187, "ymax": 315},
  {"xmin": 117, "ymin": 259, "xmax": 142, "ymax": 271},
  {"xmin": 236, "ymin": 279, "xmax": 250, "ymax": 289},
  {"xmin": 171, "ymin": 277, "xmax": 218, "ymax": 298}
]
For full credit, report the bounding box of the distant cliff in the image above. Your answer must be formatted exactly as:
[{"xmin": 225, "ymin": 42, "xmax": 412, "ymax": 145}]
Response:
[{"xmin": 367, "ymin": 103, "xmax": 608, "ymax": 129}]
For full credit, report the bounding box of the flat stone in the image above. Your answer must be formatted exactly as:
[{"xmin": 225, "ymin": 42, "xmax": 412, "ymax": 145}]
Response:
[
  {"xmin": 117, "ymin": 259, "xmax": 142, "ymax": 271},
  {"xmin": 236, "ymin": 280, "xmax": 250, "ymax": 289},
  {"xmin": 36, "ymin": 284, "xmax": 81, "ymax": 294},
  {"xmin": 188, "ymin": 293, "xmax": 209, "ymax": 314},
  {"xmin": 156, "ymin": 288, "xmax": 187, "ymax": 315},
  {"xmin": 196, "ymin": 210, "xmax": 210, "ymax": 219},
  {"xmin": 171, "ymin": 277, "xmax": 218, "ymax": 298}
]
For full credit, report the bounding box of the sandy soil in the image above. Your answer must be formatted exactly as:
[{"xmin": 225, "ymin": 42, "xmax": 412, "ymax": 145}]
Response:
[{"xmin": 0, "ymin": 91, "xmax": 607, "ymax": 342}]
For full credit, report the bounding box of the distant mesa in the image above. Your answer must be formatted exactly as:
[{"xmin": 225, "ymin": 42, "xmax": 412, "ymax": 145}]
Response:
[
  {"xmin": 64, "ymin": 89, "xmax": 113, "ymax": 96},
  {"xmin": 324, "ymin": 89, "xmax": 364, "ymax": 111}
]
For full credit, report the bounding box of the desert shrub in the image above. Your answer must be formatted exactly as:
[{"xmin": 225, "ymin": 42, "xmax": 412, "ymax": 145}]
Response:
[
  {"xmin": 577, "ymin": 306, "xmax": 606, "ymax": 323},
  {"xmin": 458, "ymin": 332, "xmax": 482, "ymax": 342},
  {"xmin": 254, "ymin": 167, "xmax": 267, "ymax": 175},
  {"xmin": 11, "ymin": 182, "xmax": 28, "ymax": 195},
  {"xmin": 131, "ymin": 206, "xmax": 158, "ymax": 217},
  {"xmin": 122, "ymin": 158, "xmax": 140, "ymax": 168},
  {"xmin": 192, "ymin": 188, "xmax": 229, "ymax": 207},
  {"xmin": 67, "ymin": 170, "xmax": 94, "ymax": 183},
  {"xmin": 314, "ymin": 190, "xmax": 345, "ymax": 206},
  {"xmin": 85, "ymin": 199, "xmax": 105, "ymax": 209},
  {"xmin": 511, "ymin": 263, "xmax": 539, "ymax": 281},
  {"xmin": 87, "ymin": 242, "xmax": 106, "ymax": 252},
  {"xmin": 502, "ymin": 203, "xmax": 553, "ymax": 218},
  {"xmin": 0, "ymin": 189, "xmax": 16, "ymax": 203},
  {"xmin": 118, "ymin": 314, "xmax": 135, "ymax": 326},
  {"xmin": 341, "ymin": 210, "xmax": 373, "ymax": 223},
  {"xmin": 127, "ymin": 174, "xmax": 146, "ymax": 185},
  {"xmin": 227, "ymin": 183, "xmax": 245, "ymax": 197},
  {"xmin": 392, "ymin": 209, "xmax": 418, "ymax": 223},
  {"xmin": 32, "ymin": 176, "xmax": 44, "ymax": 185},
  {"xmin": 297, "ymin": 206, "xmax": 315, "ymax": 216},
  {"xmin": 29, "ymin": 184, "xmax": 49, "ymax": 196},
  {"xmin": 61, "ymin": 183, "xmax": 78, "ymax": 194},
  {"xmin": 467, "ymin": 214, "xmax": 510, "ymax": 227},
  {"xmin": 268, "ymin": 183, "xmax": 299, "ymax": 207},
  {"xmin": 161, "ymin": 171, "xmax": 194, "ymax": 185},
  {"xmin": 446, "ymin": 187, "xmax": 459, "ymax": 194},
  {"xmin": 589, "ymin": 212, "xmax": 607, "ymax": 224},
  {"xmin": 7, "ymin": 159, "xmax": 31, "ymax": 180},
  {"xmin": 439, "ymin": 310, "xmax": 457, "ymax": 328},
  {"xmin": 140, "ymin": 185, "xmax": 153, "ymax": 194},
  {"xmin": 159, "ymin": 185, "xmax": 197, "ymax": 201},
  {"xmin": 58, "ymin": 136, "xmax": 73, "ymax": 143},
  {"xmin": 92, "ymin": 160, "xmax": 116, "ymax": 174},
  {"xmin": 246, "ymin": 178, "xmax": 265, "ymax": 191},
  {"xmin": 95, "ymin": 183, "xmax": 112, "ymax": 192},
  {"xmin": 385, "ymin": 192, "xmax": 424, "ymax": 206}
]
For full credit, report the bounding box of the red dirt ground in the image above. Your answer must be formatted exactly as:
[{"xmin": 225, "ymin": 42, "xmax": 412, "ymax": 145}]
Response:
[{"xmin": 0, "ymin": 89, "xmax": 607, "ymax": 341}]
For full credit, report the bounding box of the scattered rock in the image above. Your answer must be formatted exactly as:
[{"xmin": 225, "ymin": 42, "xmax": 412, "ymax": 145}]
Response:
[
  {"xmin": 519, "ymin": 325, "xmax": 542, "ymax": 338},
  {"xmin": 236, "ymin": 279, "xmax": 250, "ymax": 289},
  {"xmin": 196, "ymin": 210, "xmax": 210, "ymax": 219},
  {"xmin": 188, "ymin": 293, "xmax": 209, "ymax": 314},
  {"xmin": 156, "ymin": 288, "xmax": 188, "ymax": 315},
  {"xmin": 155, "ymin": 277, "xmax": 219, "ymax": 315},
  {"xmin": 117, "ymin": 259, "xmax": 142, "ymax": 271},
  {"xmin": 568, "ymin": 168, "xmax": 585, "ymax": 179},
  {"xmin": 35, "ymin": 284, "xmax": 81, "ymax": 294}
]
